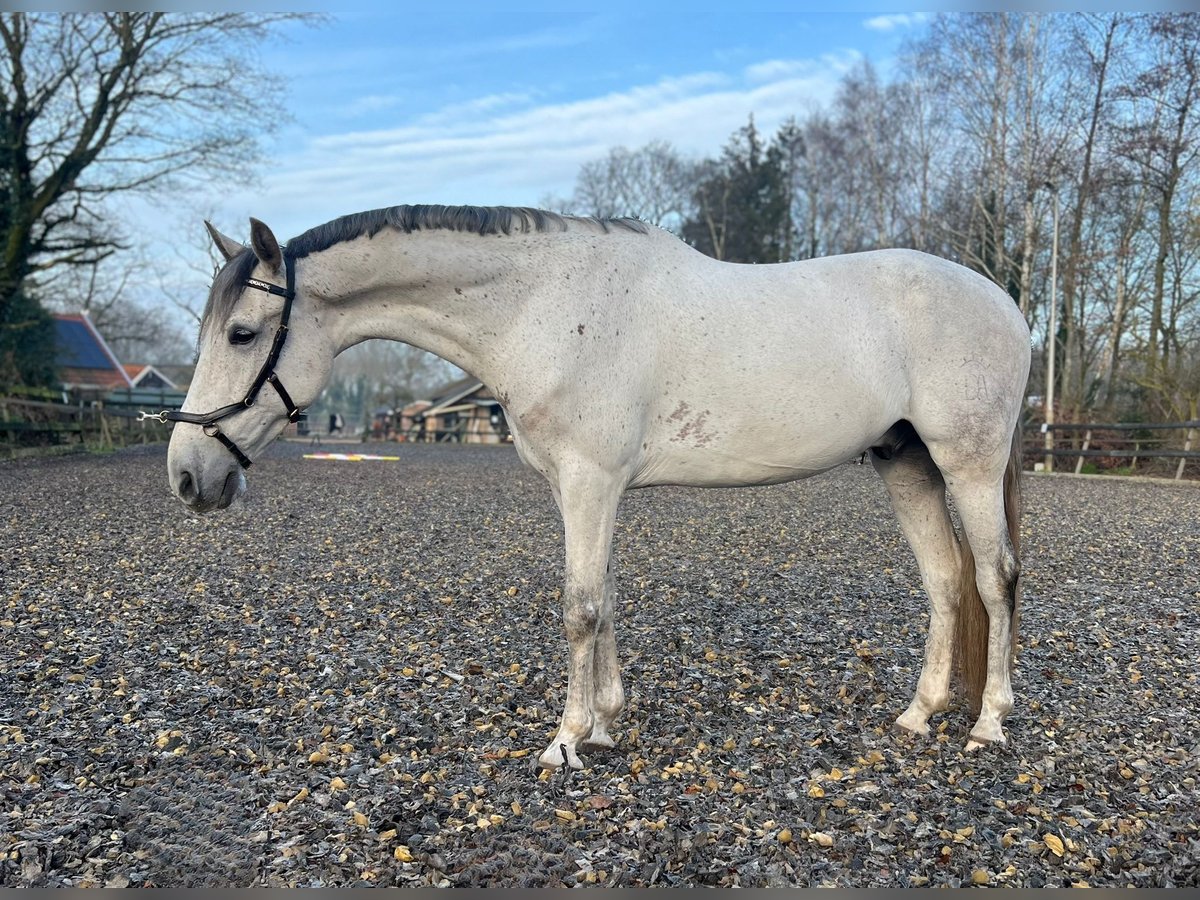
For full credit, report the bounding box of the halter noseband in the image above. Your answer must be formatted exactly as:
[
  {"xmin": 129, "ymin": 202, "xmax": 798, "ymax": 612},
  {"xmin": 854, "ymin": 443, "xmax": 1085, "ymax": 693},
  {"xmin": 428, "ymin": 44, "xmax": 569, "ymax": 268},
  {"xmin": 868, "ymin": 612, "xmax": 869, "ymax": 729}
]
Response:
[{"xmin": 140, "ymin": 255, "xmax": 302, "ymax": 469}]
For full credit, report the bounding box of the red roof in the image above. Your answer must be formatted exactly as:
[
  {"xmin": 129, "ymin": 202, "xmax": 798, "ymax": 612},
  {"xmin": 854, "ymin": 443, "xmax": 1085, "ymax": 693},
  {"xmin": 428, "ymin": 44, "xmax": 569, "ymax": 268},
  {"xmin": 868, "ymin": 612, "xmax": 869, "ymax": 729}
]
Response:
[{"xmin": 122, "ymin": 363, "xmax": 178, "ymax": 390}]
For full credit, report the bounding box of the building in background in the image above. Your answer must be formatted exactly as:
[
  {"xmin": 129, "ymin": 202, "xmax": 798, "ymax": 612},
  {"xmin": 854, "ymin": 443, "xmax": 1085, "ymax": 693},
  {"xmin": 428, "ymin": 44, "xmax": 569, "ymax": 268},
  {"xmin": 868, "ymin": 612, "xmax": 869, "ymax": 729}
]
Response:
[
  {"xmin": 53, "ymin": 312, "xmax": 133, "ymax": 395},
  {"xmin": 397, "ymin": 377, "xmax": 510, "ymax": 444},
  {"xmin": 123, "ymin": 364, "xmax": 178, "ymax": 391},
  {"xmin": 53, "ymin": 312, "xmax": 187, "ymax": 416}
]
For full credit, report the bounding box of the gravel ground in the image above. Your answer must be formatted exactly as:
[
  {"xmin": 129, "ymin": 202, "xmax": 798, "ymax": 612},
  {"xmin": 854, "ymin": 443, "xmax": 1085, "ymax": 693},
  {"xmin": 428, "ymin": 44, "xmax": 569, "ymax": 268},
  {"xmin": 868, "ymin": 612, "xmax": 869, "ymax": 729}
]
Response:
[{"xmin": 1, "ymin": 440, "xmax": 1198, "ymax": 888}]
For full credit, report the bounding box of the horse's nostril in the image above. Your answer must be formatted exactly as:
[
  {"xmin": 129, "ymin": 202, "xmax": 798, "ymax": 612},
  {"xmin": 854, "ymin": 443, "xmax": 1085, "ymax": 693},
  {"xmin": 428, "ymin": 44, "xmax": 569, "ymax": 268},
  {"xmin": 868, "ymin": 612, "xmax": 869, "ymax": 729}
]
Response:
[{"xmin": 178, "ymin": 470, "xmax": 198, "ymax": 502}]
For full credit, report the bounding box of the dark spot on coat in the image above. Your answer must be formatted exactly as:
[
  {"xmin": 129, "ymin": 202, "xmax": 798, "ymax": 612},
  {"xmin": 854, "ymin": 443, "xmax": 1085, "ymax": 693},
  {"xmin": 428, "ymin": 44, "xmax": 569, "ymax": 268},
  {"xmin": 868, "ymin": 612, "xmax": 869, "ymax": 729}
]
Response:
[
  {"xmin": 666, "ymin": 401, "xmax": 691, "ymax": 423},
  {"xmin": 577, "ymin": 324, "xmax": 585, "ymax": 335}
]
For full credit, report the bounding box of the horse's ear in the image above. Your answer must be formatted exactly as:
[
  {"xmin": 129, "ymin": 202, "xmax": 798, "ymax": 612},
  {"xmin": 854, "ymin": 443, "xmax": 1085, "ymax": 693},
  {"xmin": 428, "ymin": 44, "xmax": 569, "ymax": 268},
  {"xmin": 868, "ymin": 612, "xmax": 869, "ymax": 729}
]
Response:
[
  {"xmin": 205, "ymin": 220, "xmax": 244, "ymax": 262},
  {"xmin": 249, "ymin": 217, "xmax": 282, "ymax": 273}
]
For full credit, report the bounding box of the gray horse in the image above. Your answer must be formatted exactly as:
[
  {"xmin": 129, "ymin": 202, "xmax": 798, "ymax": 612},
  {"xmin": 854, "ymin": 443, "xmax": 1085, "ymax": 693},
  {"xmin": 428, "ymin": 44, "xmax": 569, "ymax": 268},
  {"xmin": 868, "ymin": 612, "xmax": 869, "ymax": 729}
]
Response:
[{"xmin": 165, "ymin": 205, "xmax": 1030, "ymax": 769}]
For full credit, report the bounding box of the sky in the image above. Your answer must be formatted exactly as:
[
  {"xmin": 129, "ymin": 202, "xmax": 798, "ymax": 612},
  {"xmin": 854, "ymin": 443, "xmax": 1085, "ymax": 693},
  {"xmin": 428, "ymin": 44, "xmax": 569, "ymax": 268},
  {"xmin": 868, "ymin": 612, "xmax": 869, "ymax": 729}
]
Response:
[
  {"xmin": 177, "ymin": 7, "xmax": 931, "ymax": 251},
  {"xmin": 59, "ymin": 3, "xmax": 1196, "ymax": 336},
  {"xmin": 99, "ymin": 5, "xmax": 942, "ymax": 340}
]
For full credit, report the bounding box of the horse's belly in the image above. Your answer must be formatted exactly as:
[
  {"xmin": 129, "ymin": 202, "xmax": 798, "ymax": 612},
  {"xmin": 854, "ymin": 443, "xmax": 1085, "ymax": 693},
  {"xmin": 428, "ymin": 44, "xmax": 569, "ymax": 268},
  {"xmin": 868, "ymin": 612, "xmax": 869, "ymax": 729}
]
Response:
[{"xmin": 631, "ymin": 418, "xmax": 883, "ymax": 489}]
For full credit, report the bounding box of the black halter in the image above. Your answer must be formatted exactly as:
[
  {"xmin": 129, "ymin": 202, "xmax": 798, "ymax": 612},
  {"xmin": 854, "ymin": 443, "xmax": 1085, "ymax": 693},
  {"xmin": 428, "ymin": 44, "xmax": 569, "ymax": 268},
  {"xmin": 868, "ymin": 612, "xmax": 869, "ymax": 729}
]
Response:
[{"xmin": 141, "ymin": 255, "xmax": 302, "ymax": 469}]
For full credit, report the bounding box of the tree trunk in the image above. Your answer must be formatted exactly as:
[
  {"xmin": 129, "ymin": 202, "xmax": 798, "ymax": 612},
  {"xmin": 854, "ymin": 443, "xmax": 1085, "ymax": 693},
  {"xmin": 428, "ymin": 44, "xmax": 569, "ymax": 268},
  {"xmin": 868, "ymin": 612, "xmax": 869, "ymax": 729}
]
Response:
[
  {"xmin": 1018, "ymin": 191, "xmax": 1036, "ymax": 321},
  {"xmin": 1146, "ymin": 17, "xmax": 1197, "ymax": 381},
  {"xmin": 1016, "ymin": 14, "xmax": 1041, "ymax": 322},
  {"xmin": 990, "ymin": 15, "xmax": 1012, "ymax": 291},
  {"xmin": 1059, "ymin": 16, "xmax": 1116, "ymax": 419},
  {"xmin": 1098, "ymin": 252, "xmax": 1128, "ymax": 414}
]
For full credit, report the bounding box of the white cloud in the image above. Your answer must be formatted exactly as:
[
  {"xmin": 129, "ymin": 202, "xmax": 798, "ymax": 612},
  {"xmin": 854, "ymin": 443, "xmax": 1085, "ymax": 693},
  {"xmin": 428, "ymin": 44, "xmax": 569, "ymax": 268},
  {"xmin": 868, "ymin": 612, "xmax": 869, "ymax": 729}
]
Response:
[
  {"xmin": 413, "ymin": 92, "xmax": 537, "ymax": 128},
  {"xmin": 863, "ymin": 13, "xmax": 929, "ymax": 32},
  {"xmin": 341, "ymin": 94, "xmax": 404, "ymax": 118},
  {"xmin": 223, "ymin": 52, "xmax": 861, "ymax": 238},
  {"xmin": 468, "ymin": 20, "xmax": 602, "ymax": 55},
  {"xmin": 744, "ymin": 54, "xmax": 858, "ymax": 85}
]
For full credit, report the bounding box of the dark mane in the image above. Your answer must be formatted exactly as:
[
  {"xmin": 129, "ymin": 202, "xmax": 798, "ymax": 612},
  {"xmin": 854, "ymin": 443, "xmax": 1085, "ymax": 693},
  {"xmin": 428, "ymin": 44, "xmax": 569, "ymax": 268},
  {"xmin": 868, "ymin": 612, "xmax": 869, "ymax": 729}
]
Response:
[
  {"xmin": 202, "ymin": 205, "xmax": 648, "ymax": 330},
  {"xmin": 287, "ymin": 204, "xmax": 648, "ymax": 259}
]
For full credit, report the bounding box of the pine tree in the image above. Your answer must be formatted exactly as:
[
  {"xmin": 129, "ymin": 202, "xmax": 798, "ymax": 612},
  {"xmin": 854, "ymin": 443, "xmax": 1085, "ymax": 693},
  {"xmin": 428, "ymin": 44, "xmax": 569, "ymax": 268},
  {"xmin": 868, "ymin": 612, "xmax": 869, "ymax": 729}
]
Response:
[{"xmin": 683, "ymin": 117, "xmax": 794, "ymax": 263}]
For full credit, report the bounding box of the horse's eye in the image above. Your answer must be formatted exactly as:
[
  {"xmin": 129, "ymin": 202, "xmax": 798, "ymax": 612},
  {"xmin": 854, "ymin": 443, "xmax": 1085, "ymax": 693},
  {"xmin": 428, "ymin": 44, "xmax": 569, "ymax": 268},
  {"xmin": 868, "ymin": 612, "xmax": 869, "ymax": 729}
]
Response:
[{"xmin": 229, "ymin": 328, "xmax": 256, "ymax": 346}]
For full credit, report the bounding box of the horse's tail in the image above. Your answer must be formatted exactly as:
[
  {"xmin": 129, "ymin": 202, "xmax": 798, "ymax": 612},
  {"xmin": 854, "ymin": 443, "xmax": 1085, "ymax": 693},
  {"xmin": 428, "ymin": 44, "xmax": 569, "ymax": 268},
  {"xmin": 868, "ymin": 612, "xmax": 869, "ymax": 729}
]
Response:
[{"xmin": 956, "ymin": 424, "xmax": 1023, "ymax": 714}]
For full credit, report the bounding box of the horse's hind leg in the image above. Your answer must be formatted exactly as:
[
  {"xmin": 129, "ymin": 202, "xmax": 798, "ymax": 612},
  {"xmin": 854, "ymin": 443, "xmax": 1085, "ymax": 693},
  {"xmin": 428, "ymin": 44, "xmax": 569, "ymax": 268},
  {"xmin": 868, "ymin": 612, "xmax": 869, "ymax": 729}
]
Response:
[
  {"xmin": 537, "ymin": 463, "xmax": 623, "ymax": 770},
  {"xmin": 870, "ymin": 435, "xmax": 962, "ymax": 735},
  {"xmin": 941, "ymin": 470, "xmax": 1019, "ymax": 748}
]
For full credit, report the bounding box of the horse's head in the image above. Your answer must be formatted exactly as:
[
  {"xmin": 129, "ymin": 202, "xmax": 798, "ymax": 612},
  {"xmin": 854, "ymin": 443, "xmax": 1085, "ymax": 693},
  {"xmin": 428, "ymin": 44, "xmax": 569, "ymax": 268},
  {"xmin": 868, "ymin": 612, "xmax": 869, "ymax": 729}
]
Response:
[{"xmin": 168, "ymin": 218, "xmax": 336, "ymax": 512}]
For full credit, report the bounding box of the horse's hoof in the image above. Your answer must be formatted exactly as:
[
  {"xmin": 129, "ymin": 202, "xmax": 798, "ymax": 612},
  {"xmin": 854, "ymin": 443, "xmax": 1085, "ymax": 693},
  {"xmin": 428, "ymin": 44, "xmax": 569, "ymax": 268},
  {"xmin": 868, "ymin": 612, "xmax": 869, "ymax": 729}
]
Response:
[
  {"xmin": 893, "ymin": 715, "xmax": 930, "ymax": 738},
  {"xmin": 537, "ymin": 742, "xmax": 584, "ymax": 771},
  {"xmin": 965, "ymin": 733, "xmax": 1005, "ymax": 752}
]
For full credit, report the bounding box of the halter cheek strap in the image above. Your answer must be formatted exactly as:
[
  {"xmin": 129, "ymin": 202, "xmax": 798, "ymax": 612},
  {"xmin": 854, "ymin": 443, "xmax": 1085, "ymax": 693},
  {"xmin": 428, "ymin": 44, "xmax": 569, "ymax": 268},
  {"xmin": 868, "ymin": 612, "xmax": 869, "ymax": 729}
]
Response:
[{"xmin": 140, "ymin": 255, "xmax": 302, "ymax": 469}]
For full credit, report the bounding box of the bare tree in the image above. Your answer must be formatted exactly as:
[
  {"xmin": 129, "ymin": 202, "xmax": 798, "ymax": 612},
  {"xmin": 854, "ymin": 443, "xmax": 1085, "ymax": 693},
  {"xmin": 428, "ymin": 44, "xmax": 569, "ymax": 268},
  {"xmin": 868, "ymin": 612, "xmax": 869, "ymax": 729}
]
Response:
[
  {"xmin": 1131, "ymin": 14, "xmax": 1200, "ymax": 379},
  {"xmin": 565, "ymin": 141, "xmax": 695, "ymax": 229},
  {"xmin": 0, "ymin": 12, "xmax": 318, "ymax": 381},
  {"xmin": 784, "ymin": 108, "xmax": 866, "ymax": 259},
  {"xmin": 783, "ymin": 111, "xmax": 830, "ymax": 259},
  {"xmin": 1090, "ymin": 169, "xmax": 1153, "ymax": 413},
  {"xmin": 832, "ymin": 60, "xmax": 908, "ymax": 249},
  {"xmin": 890, "ymin": 60, "xmax": 951, "ymax": 254},
  {"xmin": 1012, "ymin": 15, "xmax": 1060, "ymax": 328},
  {"xmin": 1048, "ymin": 13, "xmax": 1126, "ymax": 417},
  {"xmin": 916, "ymin": 14, "xmax": 1026, "ymax": 290}
]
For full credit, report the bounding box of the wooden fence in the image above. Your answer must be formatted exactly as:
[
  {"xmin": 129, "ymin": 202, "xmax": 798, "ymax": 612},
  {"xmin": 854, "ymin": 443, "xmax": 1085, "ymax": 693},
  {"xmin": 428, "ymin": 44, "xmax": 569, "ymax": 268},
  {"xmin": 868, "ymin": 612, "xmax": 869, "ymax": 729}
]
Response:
[
  {"xmin": 1027, "ymin": 420, "xmax": 1200, "ymax": 480},
  {"xmin": 0, "ymin": 389, "xmax": 180, "ymax": 457},
  {"xmin": 5, "ymin": 389, "xmax": 1199, "ymax": 482}
]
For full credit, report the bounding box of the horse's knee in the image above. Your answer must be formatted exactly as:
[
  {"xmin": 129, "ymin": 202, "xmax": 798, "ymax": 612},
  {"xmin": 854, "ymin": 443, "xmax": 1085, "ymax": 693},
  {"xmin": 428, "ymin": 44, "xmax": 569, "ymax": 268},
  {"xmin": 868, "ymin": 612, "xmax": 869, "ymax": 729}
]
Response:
[{"xmin": 563, "ymin": 598, "xmax": 599, "ymax": 642}]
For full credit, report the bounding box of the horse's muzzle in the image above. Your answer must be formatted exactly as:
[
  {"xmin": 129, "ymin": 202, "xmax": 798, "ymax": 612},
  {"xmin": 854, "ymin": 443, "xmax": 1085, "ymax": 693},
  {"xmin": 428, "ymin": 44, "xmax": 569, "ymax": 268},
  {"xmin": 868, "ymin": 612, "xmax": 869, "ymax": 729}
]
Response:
[{"xmin": 174, "ymin": 465, "xmax": 245, "ymax": 513}]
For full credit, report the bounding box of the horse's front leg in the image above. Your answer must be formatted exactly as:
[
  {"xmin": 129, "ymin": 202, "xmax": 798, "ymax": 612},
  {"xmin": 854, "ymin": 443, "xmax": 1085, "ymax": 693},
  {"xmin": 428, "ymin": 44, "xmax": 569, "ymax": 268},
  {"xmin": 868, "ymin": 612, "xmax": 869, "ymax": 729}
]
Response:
[
  {"xmin": 537, "ymin": 464, "xmax": 622, "ymax": 770},
  {"xmin": 582, "ymin": 558, "xmax": 624, "ymax": 750}
]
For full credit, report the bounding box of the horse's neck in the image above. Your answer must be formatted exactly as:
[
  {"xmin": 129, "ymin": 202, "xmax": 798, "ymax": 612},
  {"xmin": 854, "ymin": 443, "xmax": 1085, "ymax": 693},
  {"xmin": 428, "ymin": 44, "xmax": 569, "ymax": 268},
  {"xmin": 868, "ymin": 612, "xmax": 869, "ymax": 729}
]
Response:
[{"xmin": 309, "ymin": 228, "xmax": 574, "ymax": 386}]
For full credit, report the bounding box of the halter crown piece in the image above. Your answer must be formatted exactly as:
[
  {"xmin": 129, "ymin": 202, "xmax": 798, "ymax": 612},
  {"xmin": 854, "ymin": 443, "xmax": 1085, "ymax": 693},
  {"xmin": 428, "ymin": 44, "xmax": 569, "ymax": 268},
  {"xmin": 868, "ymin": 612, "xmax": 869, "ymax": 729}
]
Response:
[{"xmin": 139, "ymin": 255, "xmax": 302, "ymax": 469}]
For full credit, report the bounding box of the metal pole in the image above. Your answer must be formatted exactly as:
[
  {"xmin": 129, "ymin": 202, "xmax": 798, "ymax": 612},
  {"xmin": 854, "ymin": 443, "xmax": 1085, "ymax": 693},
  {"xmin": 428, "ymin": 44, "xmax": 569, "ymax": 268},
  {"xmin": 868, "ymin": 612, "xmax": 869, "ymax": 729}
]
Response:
[{"xmin": 1044, "ymin": 183, "xmax": 1059, "ymax": 473}]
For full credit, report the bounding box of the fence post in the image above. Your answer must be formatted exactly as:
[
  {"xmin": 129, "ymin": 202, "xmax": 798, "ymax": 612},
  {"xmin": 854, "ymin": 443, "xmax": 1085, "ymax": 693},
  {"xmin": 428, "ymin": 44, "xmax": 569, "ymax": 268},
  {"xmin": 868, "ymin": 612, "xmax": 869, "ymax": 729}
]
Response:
[
  {"xmin": 1041, "ymin": 422, "xmax": 1053, "ymax": 472},
  {"xmin": 1177, "ymin": 428, "xmax": 1196, "ymax": 481},
  {"xmin": 1074, "ymin": 428, "xmax": 1092, "ymax": 475},
  {"xmin": 98, "ymin": 402, "xmax": 112, "ymax": 449}
]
